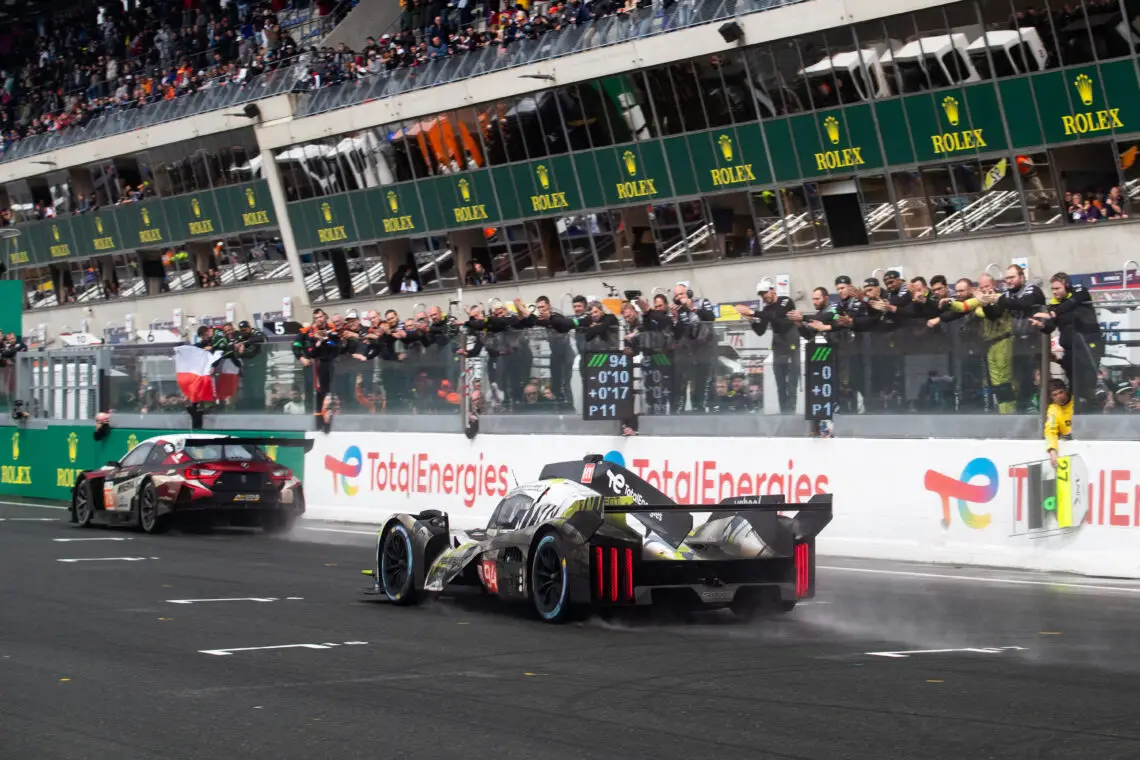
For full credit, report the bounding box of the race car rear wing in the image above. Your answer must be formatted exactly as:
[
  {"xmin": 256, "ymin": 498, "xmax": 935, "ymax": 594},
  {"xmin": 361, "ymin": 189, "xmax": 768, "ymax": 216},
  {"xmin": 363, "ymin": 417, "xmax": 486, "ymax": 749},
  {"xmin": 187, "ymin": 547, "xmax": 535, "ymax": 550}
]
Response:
[{"xmin": 182, "ymin": 437, "xmax": 316, "ymax": 454}]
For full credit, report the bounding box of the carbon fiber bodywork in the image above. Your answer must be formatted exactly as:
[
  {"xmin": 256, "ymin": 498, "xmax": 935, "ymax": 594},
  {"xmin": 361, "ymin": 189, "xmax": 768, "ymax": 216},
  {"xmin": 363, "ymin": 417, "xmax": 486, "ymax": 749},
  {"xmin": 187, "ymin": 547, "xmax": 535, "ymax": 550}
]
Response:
[{"xmin": 366, "ymin": 456, "xmax": 833, "ymax": 620}]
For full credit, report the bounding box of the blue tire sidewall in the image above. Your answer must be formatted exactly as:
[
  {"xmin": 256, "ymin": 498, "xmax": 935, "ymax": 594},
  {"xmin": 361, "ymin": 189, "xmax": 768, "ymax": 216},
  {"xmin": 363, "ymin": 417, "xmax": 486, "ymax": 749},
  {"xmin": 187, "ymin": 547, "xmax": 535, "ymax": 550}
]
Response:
[
  {"xmin": 381, "ymin": 524, "xmax": 413, "ymax": 601},
  {"xmin": 534, "ymin": 535, "xmax": 568, "ymax": 620}
]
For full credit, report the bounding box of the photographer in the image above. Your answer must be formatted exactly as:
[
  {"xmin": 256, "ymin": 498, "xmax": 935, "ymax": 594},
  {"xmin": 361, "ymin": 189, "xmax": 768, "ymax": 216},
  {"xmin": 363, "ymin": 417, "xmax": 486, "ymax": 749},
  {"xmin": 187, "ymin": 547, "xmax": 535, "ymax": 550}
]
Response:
[
  {"xmin": 735, "ymin": 278, "xmax": 799, "ymax": 413},
  {"xmin": 669, "ymin": 282, "xmax": 716, "ymax": 413}
]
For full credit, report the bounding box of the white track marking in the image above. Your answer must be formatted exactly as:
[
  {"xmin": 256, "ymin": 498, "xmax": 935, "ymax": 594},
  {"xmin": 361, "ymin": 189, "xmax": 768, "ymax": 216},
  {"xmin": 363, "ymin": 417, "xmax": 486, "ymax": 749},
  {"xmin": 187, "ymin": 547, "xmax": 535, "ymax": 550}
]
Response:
[
  {"xmin": 0, "ymin": 501, "xmax": 68, "ymax": 510},
  {"xmin": 0, "ymin": 517, "xmax": 59, "ymax": 522},
  {"xmin": 53, "ymin": 537, "xmax": 132, "ymax": 542},
  {"xmin": 166, "ymin": 597, "xmax": 304, "ymax": 604},
  {"xmin": 199, "ymin": 641, "xmax": 368, "ymax": 656},
  {"xmin": 57, "ymin": 557, "xmax": 157, "ymax": 563},
  {"xmin": 866, "ymin": 646, "xmax": 1028, "ymax": 659},
  {"xmin": 818, "ymin": 565, "xmax": 1140, "ymax": 594},
  {"xmin": 299, "ymin": 527, "xmax": 377, "ymax": 536}
]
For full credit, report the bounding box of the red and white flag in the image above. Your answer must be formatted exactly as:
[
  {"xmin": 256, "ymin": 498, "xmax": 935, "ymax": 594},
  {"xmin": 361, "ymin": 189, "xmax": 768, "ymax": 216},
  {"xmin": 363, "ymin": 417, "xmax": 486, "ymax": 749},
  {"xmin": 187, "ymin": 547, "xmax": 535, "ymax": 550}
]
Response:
[{"xmin": 174, "ymin": 345, "xmax": 240, "ymax": 403}]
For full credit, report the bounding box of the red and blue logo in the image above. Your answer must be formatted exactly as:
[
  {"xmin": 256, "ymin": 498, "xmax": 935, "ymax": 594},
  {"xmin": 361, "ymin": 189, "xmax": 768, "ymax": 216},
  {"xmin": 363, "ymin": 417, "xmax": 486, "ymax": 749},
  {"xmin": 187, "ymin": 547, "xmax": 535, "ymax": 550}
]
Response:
[
  {"xmin": 325, "ymin": 445, "xmax": 362, "ymax": 496},
  {"xmin": 924, "ymin": 457, "xmax": 998, "ymax": 530}
]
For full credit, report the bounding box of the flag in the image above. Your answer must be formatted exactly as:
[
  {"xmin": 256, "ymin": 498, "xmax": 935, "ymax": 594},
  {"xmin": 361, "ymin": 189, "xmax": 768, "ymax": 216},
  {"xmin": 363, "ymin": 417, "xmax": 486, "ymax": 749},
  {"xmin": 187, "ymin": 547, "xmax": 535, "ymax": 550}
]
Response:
[{"xmin": 174, "ymin": 345, "xmax": 239, "ymax": 403}]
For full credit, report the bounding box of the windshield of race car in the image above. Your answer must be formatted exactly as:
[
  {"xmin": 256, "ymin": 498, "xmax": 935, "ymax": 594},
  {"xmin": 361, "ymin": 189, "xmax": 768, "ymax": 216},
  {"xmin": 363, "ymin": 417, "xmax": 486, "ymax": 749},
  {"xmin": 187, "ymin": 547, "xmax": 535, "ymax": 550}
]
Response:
[{"xmin": 182, "ymin": 444, "xmax": 267, "ymax": 462}]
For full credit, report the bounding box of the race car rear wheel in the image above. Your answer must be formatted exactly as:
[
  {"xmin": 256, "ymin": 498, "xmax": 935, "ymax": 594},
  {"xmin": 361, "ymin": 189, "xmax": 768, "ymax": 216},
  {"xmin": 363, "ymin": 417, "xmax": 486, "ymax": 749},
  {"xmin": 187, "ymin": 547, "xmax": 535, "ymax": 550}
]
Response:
[
  {"xmin": 379, "ymin": 524, "xmax": 418, "ymax": 604},
  {"xmin": 530, "ymin": 534, "xmax": 571, "ymax": 623},
  {"xmin": 74, "ymin": 481, "xmax": 94, "ymax": 528},
  {"xmin": 138, "ymin": 482, "xmax": 170, "ymax": 535}
]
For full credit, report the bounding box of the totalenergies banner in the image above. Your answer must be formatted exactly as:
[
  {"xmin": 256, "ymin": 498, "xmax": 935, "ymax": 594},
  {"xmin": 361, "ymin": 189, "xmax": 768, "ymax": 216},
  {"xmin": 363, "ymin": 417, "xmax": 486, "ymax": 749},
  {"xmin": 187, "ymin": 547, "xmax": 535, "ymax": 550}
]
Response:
[
  {"xmin": 307, "ymin": 432, "xmax": 1140, "ymax": 578},
  {"xmin": 0, "ymin": 425, "xmax": 305, "ymax": 502}
]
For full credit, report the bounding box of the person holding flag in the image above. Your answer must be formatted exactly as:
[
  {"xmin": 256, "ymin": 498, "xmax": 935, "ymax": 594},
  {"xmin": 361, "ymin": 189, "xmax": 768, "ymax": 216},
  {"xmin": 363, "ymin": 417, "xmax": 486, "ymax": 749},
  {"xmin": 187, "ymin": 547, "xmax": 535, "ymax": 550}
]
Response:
[{"xmin": 176, "ymin": 329, "xmax": 241, "ymax": 427}]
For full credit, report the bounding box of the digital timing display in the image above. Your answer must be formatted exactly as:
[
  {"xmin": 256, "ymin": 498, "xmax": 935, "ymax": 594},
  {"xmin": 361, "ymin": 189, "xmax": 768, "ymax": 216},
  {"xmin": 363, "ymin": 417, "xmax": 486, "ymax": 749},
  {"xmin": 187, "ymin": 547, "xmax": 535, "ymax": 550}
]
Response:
[
  {"xmin": 582, "ymin": 352, "xmax": 634, "ymax": 421},
  {"xmin": 805, "ymin": 341, "xmax": 837, "ymax": 421}
]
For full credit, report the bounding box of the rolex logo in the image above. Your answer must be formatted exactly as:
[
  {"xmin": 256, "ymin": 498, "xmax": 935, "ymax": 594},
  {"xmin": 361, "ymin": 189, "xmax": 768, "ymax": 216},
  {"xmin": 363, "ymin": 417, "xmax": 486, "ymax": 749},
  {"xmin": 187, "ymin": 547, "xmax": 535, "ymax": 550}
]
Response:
[
  {"xmin": 321, "ymin": 202, "xmax": 332, "ymax": 223},
  {"xmin": 942, "ymin": 96, "xmax": 960, "ymax": 126},
  {"xmin": 1074, "ymin": 73, "xmax": 1094, "ymax": 106},
  {"xmin": 141, "ymin": 208, "xmax": 150, "ymax": 227},
  {"xmin": 245, "ymin": 188, "xmax": 256, "ymax": 207},
  {"xmin": 536, "ymin": 164, "xmax": 550, "ymax": 190},
  {"xmin": 823, "ymin": 116, "xmax": 841, "ymax": 145},
  {"xmin": 718, "ymin": 134, "xmax": 733, "ymax": 162},
  {"xmin": 67, "ymin": 431, "xmax": 78, "ymax": 463},
  {"xmin": 11, "ymin": 431, "xmax": 19, "ymax": 461},
  {"xmin": 458, "ymin": 179, "xmax": 471, "ymax": 202},
  {"xmin": 623, "ymin": 150, "xmax": 637, "ymax": 177},
  {"xmin": 191, "ymin": 198, "xmax": 201, "ymax": 218},
  {"xmin": 126, "ymin": 433, "xmax": 139, "ymax": 451},
  {"xmin": 95, "ymin": 217, "xmax": 104, "ymax": 234},
  {"xmin": 52, "ymin": 224, "xmax": 60, "ymax": 242},
  {"xmin": 387, "ymin": 190, "xmax": 398, "ymax": 214}
]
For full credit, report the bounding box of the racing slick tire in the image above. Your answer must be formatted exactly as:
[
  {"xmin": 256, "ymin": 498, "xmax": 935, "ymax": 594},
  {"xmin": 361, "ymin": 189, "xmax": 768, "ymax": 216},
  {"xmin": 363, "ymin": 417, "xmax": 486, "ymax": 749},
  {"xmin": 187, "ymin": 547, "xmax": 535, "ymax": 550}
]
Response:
[
  {"xmin": 529, "ymin": 533, "xmax": 575, "ymax": 623},
  {"xmin": 73, "ymin": 481, "xmax": 94, "ymax": 528},
  {"xmin": 260, "ymin": 511, "xmax": 298, "ymax": 535},
  {"xmin": 379, "ymin": 524, "xmax": 419, "ymax": 605},
  {"xmin": 138, "ymin": 481, "xmax": 170, "ymax": 535}
]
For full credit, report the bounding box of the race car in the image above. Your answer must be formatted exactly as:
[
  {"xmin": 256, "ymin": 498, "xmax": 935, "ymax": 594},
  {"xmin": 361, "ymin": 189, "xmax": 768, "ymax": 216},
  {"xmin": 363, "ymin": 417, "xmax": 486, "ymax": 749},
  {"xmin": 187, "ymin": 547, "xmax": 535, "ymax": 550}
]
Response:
[
  {"xmin": 69, "ymin": 435, "xmax": 312, "ymax": 534},
  {"xmin": 363, "ymin": 454, "xmax": 832, "ymax": 622}
]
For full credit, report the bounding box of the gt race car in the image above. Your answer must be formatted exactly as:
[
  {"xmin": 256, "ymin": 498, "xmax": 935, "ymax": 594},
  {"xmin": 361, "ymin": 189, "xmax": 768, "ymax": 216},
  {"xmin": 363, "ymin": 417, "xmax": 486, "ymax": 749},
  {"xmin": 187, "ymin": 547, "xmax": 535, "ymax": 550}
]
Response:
[
  {"xmin": 69, "ymin": 435, "xmax": 313, "ymax": 534},
  {"xmin": 363, "ymin": 455, "xmax": 832, "ymax": 622}
]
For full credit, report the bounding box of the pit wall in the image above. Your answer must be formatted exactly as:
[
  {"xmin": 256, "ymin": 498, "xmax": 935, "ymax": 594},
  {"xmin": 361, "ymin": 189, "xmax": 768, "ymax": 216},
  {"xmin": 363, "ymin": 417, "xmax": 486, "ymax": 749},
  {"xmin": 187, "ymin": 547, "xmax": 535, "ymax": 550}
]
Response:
[
  {"xmin": 305, "ymin": 433, "xmax": 1140, "ymax": 579},
  {"xmin": 0, "ymin": 425, "xmax": 306, "ymax": 503}
]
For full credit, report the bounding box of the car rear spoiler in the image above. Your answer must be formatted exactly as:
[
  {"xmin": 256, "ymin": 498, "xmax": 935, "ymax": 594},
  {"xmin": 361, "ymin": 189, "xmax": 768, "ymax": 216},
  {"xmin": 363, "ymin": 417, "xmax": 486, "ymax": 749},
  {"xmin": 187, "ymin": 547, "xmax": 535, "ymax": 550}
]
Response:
[{"xmin": 183, "ymin": 437, "xmax": 315, "ymax": 454}]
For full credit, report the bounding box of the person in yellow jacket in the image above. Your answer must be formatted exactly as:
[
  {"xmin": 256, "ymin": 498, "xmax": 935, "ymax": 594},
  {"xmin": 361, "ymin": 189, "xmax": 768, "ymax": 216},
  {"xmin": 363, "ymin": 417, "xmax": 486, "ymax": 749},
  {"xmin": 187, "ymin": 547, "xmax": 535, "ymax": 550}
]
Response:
[
  {"xmin": 1044, "ymin": 378, "xmax": 1073, "ymax": 469},
  {"xmin": 948, "ymin": 274, "xmax": 1016, "ymax": 413}
]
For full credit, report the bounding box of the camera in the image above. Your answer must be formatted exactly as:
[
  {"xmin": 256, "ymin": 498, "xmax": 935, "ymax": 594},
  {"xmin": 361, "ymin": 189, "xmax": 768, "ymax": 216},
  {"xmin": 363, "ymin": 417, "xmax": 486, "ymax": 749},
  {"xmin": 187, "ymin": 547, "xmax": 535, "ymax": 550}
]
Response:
[
  {"xmin": 624, "ymin": 289, "xmax": 642, "ymax": 301},
  {"xmin": 11, "ymin": 399, "xmax": 28, "ymax": 421}
]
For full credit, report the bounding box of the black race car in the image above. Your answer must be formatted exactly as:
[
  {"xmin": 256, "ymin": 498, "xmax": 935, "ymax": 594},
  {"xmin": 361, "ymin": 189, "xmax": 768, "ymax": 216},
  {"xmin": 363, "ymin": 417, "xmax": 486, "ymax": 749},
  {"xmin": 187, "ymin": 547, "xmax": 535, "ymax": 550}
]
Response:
[
  {"xmin": 363, "ymin": 455, "xmax": 833, "ymax": 622},
  {"xmin": 69, "ymin": 435, "xmax": 312, "ymax": 534}
]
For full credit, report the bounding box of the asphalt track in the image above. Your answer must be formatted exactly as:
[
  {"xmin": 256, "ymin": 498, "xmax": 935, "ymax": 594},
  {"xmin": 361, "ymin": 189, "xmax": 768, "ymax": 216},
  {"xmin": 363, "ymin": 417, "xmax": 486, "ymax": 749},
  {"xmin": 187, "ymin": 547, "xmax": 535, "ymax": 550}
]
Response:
[{"xmin": 3, "ymin": 498, "xmax": 1140, "ymax": 760}]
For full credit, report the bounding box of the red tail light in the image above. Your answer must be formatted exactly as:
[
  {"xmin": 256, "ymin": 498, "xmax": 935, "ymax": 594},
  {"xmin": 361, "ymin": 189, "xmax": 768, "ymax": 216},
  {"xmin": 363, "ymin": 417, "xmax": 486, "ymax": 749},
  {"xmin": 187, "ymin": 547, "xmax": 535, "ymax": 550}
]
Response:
[
  {"xmin": 270, "ymin": 467, "xmax": 293, "ymax": 482},
  {"xmin": 595, "ymin": 545, "xmax": 636, "ymax": 603},
  {"xmin": 624, "ymin": 547, "xmax": 634, "ymax": 601},
  {"xmin": 794, "ymin": 542, "xmax": 811, "ymax": 598},
  {"xmin": 186, "ymin": 467, "xmax": 220, "ymax": 486},
  {"xmin": 595, "ymin": 546, "xmax": 604, "ymax": 599},
  {"xmin": 610, "ymin": 547, "xmax": 618, "ymax": 602}
]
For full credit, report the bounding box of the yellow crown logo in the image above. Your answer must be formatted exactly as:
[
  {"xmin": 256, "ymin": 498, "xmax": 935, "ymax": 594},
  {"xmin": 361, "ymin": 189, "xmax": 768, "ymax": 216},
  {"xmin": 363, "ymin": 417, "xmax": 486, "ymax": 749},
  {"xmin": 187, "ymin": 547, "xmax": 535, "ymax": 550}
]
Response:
[
  {"xmin": 458, "ymin": 179, "xmax": 471, "ymax": 202},
  {"xmin": 191, "ymin": 198, "xmax": 201, "ymax": 218},
  {"xmin": 823, "ymin": 116, "xmax": 840, "ymax": 145},
  {"xmin": 1074, "ymin": 73, "xmax": 1094, "ymax": 107},
  {"xmin": 245, "ymin": 188, "xmax": 256, "ymax": 208},
  {"xmin": 942, "ymin": 96, "xmax": 960, "ymax": 127},
  {"xmin": 321, "ymin": 202, "xmax": 332, "ymax": 223},
  {"xmin": 265, "ymin": 445, "xmax": 278, "ymax": 461},
  {"xmin": 717, "ymin": 134, "xmax": 733, "ymax": 162},
  {"xmin": 95, "ymin": 216, "xmax": 104, "ymax": 234},
  {"xmin": 126, "ymin": 433, "xmax": 139, "ymax": 451},
  {"xmin": 623, "ymin": 150, "xmax": 637, "ymax": 177},
  {"xmin": 67, "ymin": 431, "xmax": 78, "ymax": 463},
  {"xmin": 536, "ymin": 164, "xmax": 550, "ymax": 190},
  {"xmin": 141, "ymin": 208, "xmax": 150, "ymax": 227},
  {"xmin": 387, "ymin": 190, "xmax": 398, "ymax": 214},
  {"xmin": 11, "ymin": 431, "xmax": 19, "ymax": 461}
]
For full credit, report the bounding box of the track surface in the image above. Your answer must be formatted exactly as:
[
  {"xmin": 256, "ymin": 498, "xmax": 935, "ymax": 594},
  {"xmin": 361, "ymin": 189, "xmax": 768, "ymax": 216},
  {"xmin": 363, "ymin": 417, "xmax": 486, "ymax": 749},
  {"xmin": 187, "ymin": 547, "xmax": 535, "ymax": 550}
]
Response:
[{"xmin": 3, "ymin": 498, "xmax": 1140, "ymax": 760}]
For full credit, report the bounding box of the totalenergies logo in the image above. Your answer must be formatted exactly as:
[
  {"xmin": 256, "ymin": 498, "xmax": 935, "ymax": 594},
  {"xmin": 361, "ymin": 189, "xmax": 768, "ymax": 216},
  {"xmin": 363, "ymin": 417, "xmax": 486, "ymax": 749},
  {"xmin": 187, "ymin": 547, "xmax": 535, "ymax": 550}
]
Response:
[
  {"xmin": 924, "ymin": 457, "xmax": 998, "ymax": 530},
  {"xmin": 325, "ymin": 445, "xmax": 362, "ymax": 496}
]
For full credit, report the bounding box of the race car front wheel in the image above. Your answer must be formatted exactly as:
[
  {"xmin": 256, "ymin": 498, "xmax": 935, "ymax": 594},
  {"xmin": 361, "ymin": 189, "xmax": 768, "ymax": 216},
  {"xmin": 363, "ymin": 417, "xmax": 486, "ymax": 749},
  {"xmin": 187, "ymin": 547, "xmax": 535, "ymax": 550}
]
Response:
[
  {"xmin": 74, "ymin": 481, "xmax": 94, "ymax": 528},
  {"xmin": 530, "ymin": 534, "xmax": 571, "ymax": 623},
  {"xmin": 380, "ymin": 524, "xmax": 418, "ymax": 604},
  {"xmin": 138, "ymin": 482, "xmax": 170, "ymax": 534}
]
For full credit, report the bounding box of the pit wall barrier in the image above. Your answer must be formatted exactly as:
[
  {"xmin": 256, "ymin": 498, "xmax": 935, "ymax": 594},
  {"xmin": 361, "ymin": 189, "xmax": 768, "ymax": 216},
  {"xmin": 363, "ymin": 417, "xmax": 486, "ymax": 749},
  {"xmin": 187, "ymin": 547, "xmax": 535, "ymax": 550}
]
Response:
[
  {"xmin": 306, "ymin": 432, "xmax": 1140, "ymax": 579},
  {"xmin": 0, "ymin": 425, "xmax": 307, "ymax": 502}
]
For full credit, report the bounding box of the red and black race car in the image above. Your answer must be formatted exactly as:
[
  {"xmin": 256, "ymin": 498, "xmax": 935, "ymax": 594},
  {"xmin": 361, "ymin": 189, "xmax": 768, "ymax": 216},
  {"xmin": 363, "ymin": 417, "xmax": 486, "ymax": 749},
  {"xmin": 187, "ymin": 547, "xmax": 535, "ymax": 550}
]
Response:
[{"xmin": 69, "ymin": 435, "xmax": 312, "ymax": 534}]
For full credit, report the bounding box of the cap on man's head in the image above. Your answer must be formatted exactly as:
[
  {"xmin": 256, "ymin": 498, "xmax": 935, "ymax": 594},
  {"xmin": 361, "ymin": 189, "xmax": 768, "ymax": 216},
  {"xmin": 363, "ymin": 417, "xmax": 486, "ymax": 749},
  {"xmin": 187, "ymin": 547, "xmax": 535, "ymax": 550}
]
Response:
[
  {"xmin": 864, "ymin": 277, "xmax": 881, "ymax": 288},
  {"xmin": 238, "ymin": 320, "xmax": 251, "ymax": 329},
  {"xmin": 835, "ymin": 275, "xmax": 852, "ymax": 286},
  {"xmin": 884, "ymin": 269, "xmax": 901, "ymax": 280},
  {"xmin": 756, "ymin": 278, "xmax": 775, "ymax": 293},
  {"xmin": 345, "ymin": 309, "xmax": 360, "ymax": 320}
]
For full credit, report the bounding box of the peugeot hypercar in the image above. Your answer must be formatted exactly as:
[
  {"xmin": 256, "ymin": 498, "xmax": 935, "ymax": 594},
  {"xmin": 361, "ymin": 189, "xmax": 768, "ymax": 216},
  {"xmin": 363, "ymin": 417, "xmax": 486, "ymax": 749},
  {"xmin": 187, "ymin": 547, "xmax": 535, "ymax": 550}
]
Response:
[
  {"xmin": 363, "ymin": 455, "xmax": 833, "ymax": 622},
  {"xmin": 69, "ymin": 435, "xmax": 312, "ymax": 534}
]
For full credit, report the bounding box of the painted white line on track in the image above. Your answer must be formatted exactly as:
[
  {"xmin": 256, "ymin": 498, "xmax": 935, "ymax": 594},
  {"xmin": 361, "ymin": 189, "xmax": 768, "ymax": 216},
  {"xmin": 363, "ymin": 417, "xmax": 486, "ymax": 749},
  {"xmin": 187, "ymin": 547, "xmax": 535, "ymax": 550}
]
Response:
[
  {"xmin": 866, "ymin": 646, "xmax": 1028, "ymax": 659},
  {"xmin": 53, "ymin": 537, "xmax": 132, "ymax": 542},
  {"xmin": 199, "ymin": 641, "xmax": 368, "ymax": 656},
  {"xmin": 57, "ymin": 557, "xmax": 157, "ymax": 563},
  {"xmin": 299, "ymin": 527, "xmax": 377, "ymax": 536},
  {"xmin": 818, "ymin": 565, "xmax": 1140, "ymax": 594},
  {"xmin": 167, "ymin": 597, "xmax": 304, "ymax": 604},
  {"xmin": 0, "ymin": 500, "xmax": 68, "ymax": 510},
  {"xmin": 0, "ymin": 517, "xmax": 60, "ymax": 522}
]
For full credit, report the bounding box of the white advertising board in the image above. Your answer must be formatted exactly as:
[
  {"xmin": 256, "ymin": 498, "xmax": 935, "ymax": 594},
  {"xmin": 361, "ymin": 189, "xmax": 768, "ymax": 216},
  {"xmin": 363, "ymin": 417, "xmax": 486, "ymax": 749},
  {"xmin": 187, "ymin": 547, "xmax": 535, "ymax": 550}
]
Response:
[{"xmin": 306, "ymin": 433, "xmax": 1140, "ymax": 578}]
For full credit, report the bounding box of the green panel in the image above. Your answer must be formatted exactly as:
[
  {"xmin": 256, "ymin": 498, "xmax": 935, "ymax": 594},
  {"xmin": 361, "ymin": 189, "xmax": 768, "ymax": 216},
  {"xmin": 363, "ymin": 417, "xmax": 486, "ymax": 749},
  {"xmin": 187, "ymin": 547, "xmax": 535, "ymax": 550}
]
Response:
[
  {"xmin": 595, "ymin": 140, "xmax": 673, "ymax": 206},
  {"xmin": 419, "ymin": 178, "xmax": 448, "ymax": 232},
  {"xmin": 0, "ymin": 426, "xmax": 306, "ymax": 502},
  {"xmin": 1035, "ymin": 61, "xmax": 1140, "ymax": 144},
  {"xmin": 762, "ymin": 118, "xmax": 800, "ymax": 183},
  {"xmin": 904, "ymin": 84, "xmax": 1009, "ymax": 163},
  {"xmin": 790, "ymin": 105, "xmax": 884, "ymax": 179},
  {"xmin": 571, "ymin": 151, "xmax": 606, "ymax": 209},
  {"xmin": 4, "ymin": 227, "xmax": 32, "ymax": 269},
  {"xmin": 116, "ymin": 199, "xmax": 172, "ymax": 250},
  {"xmin": 0, "ymin": 281, "xmax": 21, "ymax": 333},
  {"xmin": 348, "ymin": 191, "xmax": 379, "ymax": 242},
  {"xmin": 216, "ymin": 181, "xmax": 276, "ymax": 234},
  {"xmin": 164, "ymin": 191, "xmax": 223, "ymax": 242},
  {"xmin": 873, "ymin": 98, "xmax": 915, "ymax": 166},
  {"xmin": 27, "ymin": 217, "xmax": 80, "ymax": 264},
  {"xmin": 496, "ymin": 155, "xmax": 584, "ymax": 221},
  {"xmin": 72, "ymin": 210, "xmax": 125, "ymax": 258},
  {"xmin": 1000, "ymin": 77, "xmax": 1044, "ymax": 148},
  {"xmin": 426, "ymin": 169, "xmax": 501, "ymax": 229},
  {"xmin": 683, "ymin": 123, "xmax": 773, "ymax": 194},
  {"xmin": 289, "ymin": 194, "xmax": 358, "ymax": 251},
  {"xmin": 663, "ymin": 136, "xmax": 698, "ymax": 197}
]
